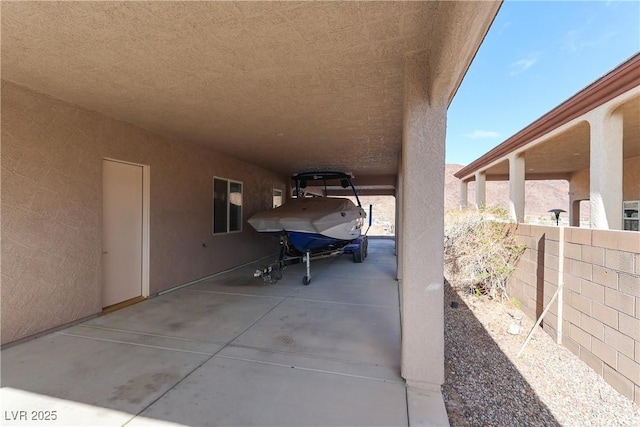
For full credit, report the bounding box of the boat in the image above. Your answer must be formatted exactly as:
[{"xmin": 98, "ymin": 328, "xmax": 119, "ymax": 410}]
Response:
[{"xmin": 248, "ymin": 171, "xmax": 366, "ymax": 254}]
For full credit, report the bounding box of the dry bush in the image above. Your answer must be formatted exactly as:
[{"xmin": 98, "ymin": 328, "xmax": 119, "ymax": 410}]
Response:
[{"xmin": 444, "ymin": 207, "xmax": 525, "ymax": 300}]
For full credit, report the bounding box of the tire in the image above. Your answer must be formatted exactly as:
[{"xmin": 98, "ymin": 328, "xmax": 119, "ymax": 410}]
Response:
[
  {"xmin": 302, "ymin": 275, "xmax": 311, "ymax": 286},
  {"xmin": 353, "ymin": 250, "xmax": 363, "ymax": 263}
]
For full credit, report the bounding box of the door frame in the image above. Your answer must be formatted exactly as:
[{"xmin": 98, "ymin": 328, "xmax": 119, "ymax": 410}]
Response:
[{"xmin": 103, "ymin": 158, "xmax": 150, "ymax": 299}]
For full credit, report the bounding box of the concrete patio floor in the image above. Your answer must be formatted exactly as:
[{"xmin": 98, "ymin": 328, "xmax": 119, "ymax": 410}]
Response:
[{"xmin": 1, "ymin": 239, "xmax": 448, "ymax": 426}]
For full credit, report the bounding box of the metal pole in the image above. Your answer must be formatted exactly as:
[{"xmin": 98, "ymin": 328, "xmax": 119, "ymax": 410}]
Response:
[
  {"xmin": 517, "ymin": 286, "xmax": 561, "ymax": 358},
  {"xmin": 557, "ymin": 226, "xmax": 565, "ymax": 345}
]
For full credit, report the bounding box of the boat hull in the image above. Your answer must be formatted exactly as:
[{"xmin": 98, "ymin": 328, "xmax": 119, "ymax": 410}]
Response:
[
  {"xmin": 287, "ymin": 232, "xmax": 350, "ymax": 253},
  {"xmin": 248, "ymin": 197, "xmax": 365, "ymax": 253}
]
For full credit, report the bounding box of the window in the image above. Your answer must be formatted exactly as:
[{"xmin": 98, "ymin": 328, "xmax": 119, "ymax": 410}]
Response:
[
  {"xmin": 273, "ymin": 189, "xmax": 283, "ymax": 208},
  {"xmin": 213, "ymin": 177, "xmax": 243, "ymax": 234}
]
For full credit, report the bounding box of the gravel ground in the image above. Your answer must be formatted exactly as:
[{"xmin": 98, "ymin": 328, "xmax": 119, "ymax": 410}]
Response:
[{"xmin": 443, "ymin": 280, "xmax": 640, "ymax": 427}]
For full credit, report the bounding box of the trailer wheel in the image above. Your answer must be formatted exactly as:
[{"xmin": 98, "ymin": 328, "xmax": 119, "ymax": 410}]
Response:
[
  {"xmin": 302, "ymin": 275, "xmax": 311, "ymax": 286},
  {"xmin": 353, "ymin": 249, "xmax": 364, "ymax": 263}
]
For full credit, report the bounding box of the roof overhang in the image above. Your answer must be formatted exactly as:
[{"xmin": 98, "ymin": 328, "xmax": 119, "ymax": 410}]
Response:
[{"xmin": 455, "ymin": 53, "xmax": 640, "ymax": 182}]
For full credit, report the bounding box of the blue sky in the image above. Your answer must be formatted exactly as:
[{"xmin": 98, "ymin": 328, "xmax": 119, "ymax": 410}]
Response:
[{"xmin": 446, "ymin": 0, "xmax": 640, "ymax": 165}]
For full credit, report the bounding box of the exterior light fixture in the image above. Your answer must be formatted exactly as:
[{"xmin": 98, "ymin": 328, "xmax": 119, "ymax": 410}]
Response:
[{"xmin": 548, "ymin": 208, "xmax": 566, "ymax": 226}]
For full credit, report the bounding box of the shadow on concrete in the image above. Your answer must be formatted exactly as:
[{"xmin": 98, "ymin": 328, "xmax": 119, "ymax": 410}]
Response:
[
  {"xmin": 443, "ymin": 280, "xmax": 559, "ymax": 427},
  {"xmin": 1, "ymin": 239, "xmax": 409, "ymax": 427}
]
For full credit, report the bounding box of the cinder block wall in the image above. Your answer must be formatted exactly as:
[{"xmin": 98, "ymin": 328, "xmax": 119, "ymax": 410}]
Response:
[{"xmin": 508, "ymin": 224, "xmax": 640, "ymax": 405}]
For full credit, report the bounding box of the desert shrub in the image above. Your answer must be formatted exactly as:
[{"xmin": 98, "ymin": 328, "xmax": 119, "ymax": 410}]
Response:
[{"xmin": 444, "ymin": 207, "xmax": 525, "ymax": 300}]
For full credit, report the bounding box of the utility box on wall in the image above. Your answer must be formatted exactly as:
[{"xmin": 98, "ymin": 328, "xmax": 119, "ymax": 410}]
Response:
[{"xmin": 623, "ymin": 200, "xmax": 639, "ymax": 231}]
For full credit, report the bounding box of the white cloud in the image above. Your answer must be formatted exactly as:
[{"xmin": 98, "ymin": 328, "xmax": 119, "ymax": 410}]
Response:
[
  {"xmin": 465, "ymin": 130, "xmax": 501, "ymax": 139},
  {"xmin": 563, "ymin": 28, "xmax": 616, "ymax": 53},
  {"xmin": 509, "ymin": 52, "xmax": 541, "ymax": 75}
]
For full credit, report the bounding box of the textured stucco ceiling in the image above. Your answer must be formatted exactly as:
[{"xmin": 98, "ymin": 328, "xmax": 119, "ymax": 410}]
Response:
[{"xmin": 1, "ymin": 1, "xmax": 500, "ymax": 177}]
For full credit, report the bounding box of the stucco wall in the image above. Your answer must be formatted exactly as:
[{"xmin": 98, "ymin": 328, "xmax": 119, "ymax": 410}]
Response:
[
  {"xmin": 508, "ymin": 224, "xmax": 640, "ymax": 405},
  {"xmin": 569, "ymin": 156, "xmax": 640, "ymax": 201},
  {"xmin": 623, "ymin": 157, "xmax": 640, "ymax": 201},
  {"xmin": 1, "ymin": 81, "xmax": 288, "ymax": 344}
]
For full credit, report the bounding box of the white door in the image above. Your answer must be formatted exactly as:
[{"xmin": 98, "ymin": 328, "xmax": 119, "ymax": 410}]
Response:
[{"xmin": 102, "ymin": 159, "xmax": 143, "ymax": 307}]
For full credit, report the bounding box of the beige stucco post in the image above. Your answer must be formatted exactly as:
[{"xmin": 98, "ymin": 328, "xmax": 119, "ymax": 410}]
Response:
[
  {"xmin": 570, "ymin": 199, "xmax": 581, "ymax": 227},
  {"xmin": 459, "ymin": 179, "xmax": 468, "ymax": 209},
  {"xmin": 475, "ymin": 171, "xmax": 486, "ymax": 209},
  {"xmin": 589, "ymin": 107, "xmax": 624, "ymax": 229},
  {"xmin": 399, "ymin": 53, "xmax": 445, "ymax": 389},
  {"xmin": 396, "ymin": 156, "xmax": 404, "ymax": 279},
  {"xmin": 569, "ymin": 169, "xmax": 590, "ymax": 227},
  {"xmin": 508, "ymin": 152, "xmax": 525, "ymax": 223}
]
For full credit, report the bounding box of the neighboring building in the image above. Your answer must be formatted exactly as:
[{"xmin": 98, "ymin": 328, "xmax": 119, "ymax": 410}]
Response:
[
  {"xmin": 455, "ymin": 53, "xmax": 640, "ymax": 230},
  {"xmin": 455, "ymin": 54, "xmax": 640, "ymax": 405}
]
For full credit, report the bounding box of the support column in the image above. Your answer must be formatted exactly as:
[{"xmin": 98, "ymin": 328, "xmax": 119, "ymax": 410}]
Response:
[
  {"xmin": 396, "ymin": 157, "xmax": 403, "ymax": 279},
  {"xmin": 400, "ymin": 53, "xmax": 445, "ymax": 389},
  {"xmin": 589, "ymin": 109, "xmax": 623, "ymax": 229},
  {"xmin": 475, "ymin": 171, "xmax": 486, "ymax": 209},
  {"xmin": 570, "ymin": 199, "xmax": 581, "ymax": 227},
  {"xmin": 394, "ymin": 191, "xmax": 398, "ymax": 255},
  {"xmin": 458, "ymin": 179, "xmax": 468, "ymax": 209},
  {"xmin": 569, "ymin": 181, "xmax": 581, "ymax": 227},
  {"xmin": 509, "ymin": 153, "xmax": 525, "ymax": 223}
]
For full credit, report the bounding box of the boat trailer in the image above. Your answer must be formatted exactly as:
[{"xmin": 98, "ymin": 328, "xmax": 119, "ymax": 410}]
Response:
[{"xmin": 254, "ymin": 234, "xmax": 369, "ymax": 286}]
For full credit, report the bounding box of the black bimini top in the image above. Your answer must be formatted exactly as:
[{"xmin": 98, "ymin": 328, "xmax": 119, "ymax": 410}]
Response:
[
  {"xmin": 292, "ymin": 171, "xmax": 361, "ymax": 206},
  {"xmin": 292, "ymin": 171, "xmax": 353, "ymax": 182}
]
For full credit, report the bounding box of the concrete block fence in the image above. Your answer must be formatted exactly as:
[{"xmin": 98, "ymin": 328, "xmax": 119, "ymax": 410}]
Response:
[{"xmin": 507, "ymin": 224, "xmax": 640, "ymax": 405}]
